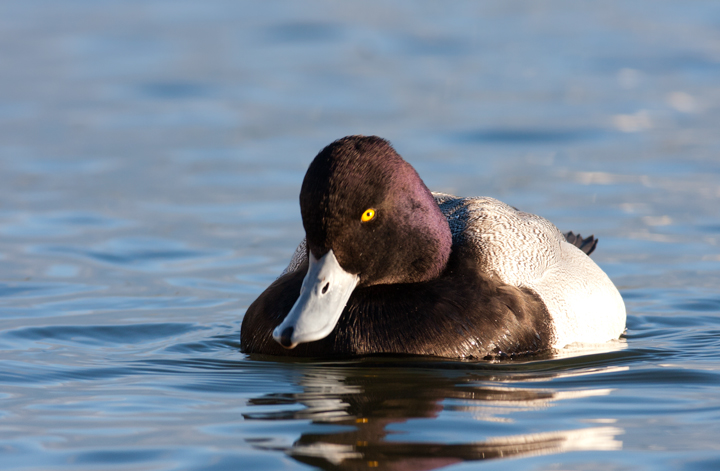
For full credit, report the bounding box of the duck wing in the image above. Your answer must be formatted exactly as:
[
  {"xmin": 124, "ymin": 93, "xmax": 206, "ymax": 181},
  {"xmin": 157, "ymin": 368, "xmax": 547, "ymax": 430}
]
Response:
[{"xmin": 432, "ymin": 192, "xmax": 625, "ymax": 349}]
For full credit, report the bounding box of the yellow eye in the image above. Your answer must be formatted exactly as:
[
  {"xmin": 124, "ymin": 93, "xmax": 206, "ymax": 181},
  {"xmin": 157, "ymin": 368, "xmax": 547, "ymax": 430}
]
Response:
[{"xmin": 361, "ymin": 208, "xmax": 376, "ymax": 222}]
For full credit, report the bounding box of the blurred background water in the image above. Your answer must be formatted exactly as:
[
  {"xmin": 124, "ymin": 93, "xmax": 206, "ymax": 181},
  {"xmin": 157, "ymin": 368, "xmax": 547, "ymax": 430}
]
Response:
[{"xmin": 1, "ymin": 1, "xmax": 720, "ymax": 470}]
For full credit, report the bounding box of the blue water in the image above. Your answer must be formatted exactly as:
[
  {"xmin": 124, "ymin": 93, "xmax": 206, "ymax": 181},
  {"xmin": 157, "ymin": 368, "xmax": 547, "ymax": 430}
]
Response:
[{"xmin": 2, "ymin": 1, "xmax": 720, "ymax": 469}]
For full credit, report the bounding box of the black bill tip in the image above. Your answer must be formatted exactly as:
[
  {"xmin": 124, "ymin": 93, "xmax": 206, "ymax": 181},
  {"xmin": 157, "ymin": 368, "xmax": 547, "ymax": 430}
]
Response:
[{"xmin": 278, "ymin": 326, "xmax": 296, "ymax": 349}]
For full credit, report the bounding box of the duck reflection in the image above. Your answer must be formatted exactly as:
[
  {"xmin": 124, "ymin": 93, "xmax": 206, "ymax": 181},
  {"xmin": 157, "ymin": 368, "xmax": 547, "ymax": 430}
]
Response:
[{"xmin": 244, "ymin": 358, "xmax": 624, "ymax": 470}]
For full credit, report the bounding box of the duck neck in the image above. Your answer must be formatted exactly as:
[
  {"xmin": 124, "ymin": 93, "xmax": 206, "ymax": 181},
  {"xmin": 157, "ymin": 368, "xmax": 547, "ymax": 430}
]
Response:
[{"xmin": 400, "ymin": 185, "xmax": 452, "ymax": 284}]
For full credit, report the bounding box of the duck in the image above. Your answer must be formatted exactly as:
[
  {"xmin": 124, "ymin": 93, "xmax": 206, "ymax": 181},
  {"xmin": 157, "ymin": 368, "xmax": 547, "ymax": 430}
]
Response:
[{"xmin": 240, "ymin": 135, "xmax": 626, "ymax": 359}]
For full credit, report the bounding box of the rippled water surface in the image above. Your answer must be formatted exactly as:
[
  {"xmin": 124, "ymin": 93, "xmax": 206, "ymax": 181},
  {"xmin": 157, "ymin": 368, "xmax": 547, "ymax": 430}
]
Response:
[{"xmin": 2, "ymin": 1, "xmax": 720, "ymax": 470}]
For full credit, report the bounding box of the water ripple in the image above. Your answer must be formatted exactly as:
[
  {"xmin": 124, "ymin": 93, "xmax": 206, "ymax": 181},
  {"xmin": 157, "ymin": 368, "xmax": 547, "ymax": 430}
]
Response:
[
  {"xmin": 453, "ymin": 128, "xmax": 606, "ymax": 144},
  {"xmin": 0, "ymin": 282, "xmax": 102, "ymax": 302},
  {"xmin": 33, "ymin": 238, "xmax": 231, "ymax": 272},
  {"xmin": 0, "ymin": 296, "xmax": 229, "ymax": 319},
  {"xmin": 6, "ymin": 323, "xmax": 202, "ymax": 345},
  {"xmin": 0, "ymin": 211, "xmax": 130, "ymax": 238}
]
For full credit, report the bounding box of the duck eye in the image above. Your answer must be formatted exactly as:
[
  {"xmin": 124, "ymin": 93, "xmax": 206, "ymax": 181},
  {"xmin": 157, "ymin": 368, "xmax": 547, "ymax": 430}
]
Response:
[{"xmin": 361, "ymin": 208, "xmax": 376, "ymax": 222}]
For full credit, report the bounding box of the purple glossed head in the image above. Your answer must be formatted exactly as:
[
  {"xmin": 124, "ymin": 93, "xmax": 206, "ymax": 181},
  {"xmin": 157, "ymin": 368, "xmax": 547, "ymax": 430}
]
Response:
[{"xmin": 299, "ymin": 135, "xmax": 452, "ymax": 287}]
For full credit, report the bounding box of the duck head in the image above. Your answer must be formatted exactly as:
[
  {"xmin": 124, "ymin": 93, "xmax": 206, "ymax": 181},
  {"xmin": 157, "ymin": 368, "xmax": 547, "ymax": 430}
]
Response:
[{"xmin": 273, "ymin": 136, "xmax": 452, "ymax": 348}]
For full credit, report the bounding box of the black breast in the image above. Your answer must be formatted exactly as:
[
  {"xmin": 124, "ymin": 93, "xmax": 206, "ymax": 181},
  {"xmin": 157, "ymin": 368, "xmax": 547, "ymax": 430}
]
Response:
[{"xmin": 241, "ymin": 246, "xmax": 553, "ymax": 360}]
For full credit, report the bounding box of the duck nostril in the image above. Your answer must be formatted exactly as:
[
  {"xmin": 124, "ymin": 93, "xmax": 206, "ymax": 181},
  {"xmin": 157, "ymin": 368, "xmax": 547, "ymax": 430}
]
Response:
[
  {"xmin": 322, "ymin": 282, "xmax": 329, "ymax": 294},
  {"xmin": 279, "ymin": 326, "xmax": 295, "ymax": 348}
]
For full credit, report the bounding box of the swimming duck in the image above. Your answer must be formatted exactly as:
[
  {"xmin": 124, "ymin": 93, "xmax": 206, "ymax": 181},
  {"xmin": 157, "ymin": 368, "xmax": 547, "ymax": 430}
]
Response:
[{"xmin": 241, "ymin": 136, "xmax": 626, "ymax": 359}]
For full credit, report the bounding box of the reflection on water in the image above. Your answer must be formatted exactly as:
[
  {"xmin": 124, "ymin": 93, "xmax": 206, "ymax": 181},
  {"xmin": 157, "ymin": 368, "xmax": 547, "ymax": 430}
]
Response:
[
  {"xmin": 273, "ymin": 427, "xmax": 621, "ymax": 470},
  {"xmin": 244, "ymin": 361, "xmax": 623, "ymax": 470}
]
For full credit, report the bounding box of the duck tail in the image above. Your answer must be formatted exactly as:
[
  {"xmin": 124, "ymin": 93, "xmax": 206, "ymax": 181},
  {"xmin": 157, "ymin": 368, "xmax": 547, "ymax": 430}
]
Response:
[{"xmin": 564, "ymin": 231, "xmax": 598, "ymax": 256}]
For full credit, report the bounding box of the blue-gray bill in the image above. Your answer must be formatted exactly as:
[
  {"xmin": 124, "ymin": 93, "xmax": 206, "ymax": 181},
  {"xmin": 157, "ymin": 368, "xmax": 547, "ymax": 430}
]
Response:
[{"xmin": 272, "ymin": 250, "xmax": 359, "ymax": 348}]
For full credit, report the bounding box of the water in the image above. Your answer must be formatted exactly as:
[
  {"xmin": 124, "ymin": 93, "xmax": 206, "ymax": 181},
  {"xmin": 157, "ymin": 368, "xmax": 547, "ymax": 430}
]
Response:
[{"xmin": 1, "ymin": 1, "xmax": 720, "ymax": 469}]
